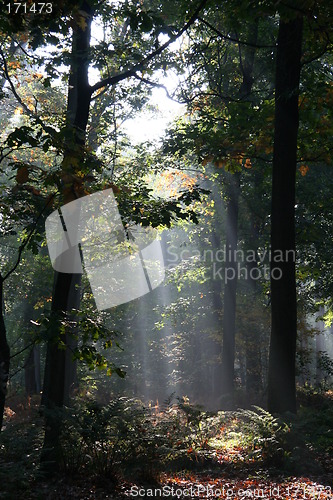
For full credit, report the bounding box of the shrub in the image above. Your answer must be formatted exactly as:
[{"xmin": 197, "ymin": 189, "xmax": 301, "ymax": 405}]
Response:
[
  {"xmin": 59, "ymin": 396, "xmax": 215, "ymax": 481},
  {"xmin": 230, "ymin": 406, "xmax": 292, "ymax": 466}
]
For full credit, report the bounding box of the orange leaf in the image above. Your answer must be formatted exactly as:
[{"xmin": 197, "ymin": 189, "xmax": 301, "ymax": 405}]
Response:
[{"xmin": 299, "ymin": 165, "xmax": 309, "ymax": 176}]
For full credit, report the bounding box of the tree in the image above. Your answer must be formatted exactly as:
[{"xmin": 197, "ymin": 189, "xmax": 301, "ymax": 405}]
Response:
[
  {"xmin": 268, "ymin": 14, "xmax": 303, "ymax": 414},
  {"xmin": 13, "ymin": 0, "xmax": 208, "ymax": 470},
  {"xmin": 0, "ymin": 0, "xmax": 209, "ymax": 436},
  {"xmin": 162, "ymin": 4, "xmax": 276, "ymax": 405},
  {"xmin": 162, "ymin": 1, "xmax": 333, "ymax": 412},
  {"xmin": 0, "ymin": 205, "xmax": 51, "ymax": 430},
  {"xmin": 40, "ymin": 1, "xmax": 94, "ymax": 468},
  {"xmin": 220, "ymin": 20, "xmax": 259, "ymax": 403}
]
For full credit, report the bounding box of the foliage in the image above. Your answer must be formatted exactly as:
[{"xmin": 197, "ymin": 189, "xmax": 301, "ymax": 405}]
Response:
[
  {"xmin": 0, "ymin": 399, "xmax": 44, "ymax": 497},
  {"xmin": 56, "ymin": 397, "xmax": 333, "ymax": 477},
  {"xmin": 0, "ymin": 393, "xmax": 332, "ymax": 497},
  {"xmin": 230, "ymin": 407, "xmax": 292, "ymax": 467},
  {"xmin": 59, "ymin": 396, "xmax": 216, "ymax": 480}
]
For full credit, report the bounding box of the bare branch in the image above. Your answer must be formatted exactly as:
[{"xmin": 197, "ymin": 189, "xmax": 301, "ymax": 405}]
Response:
[
  {"xmin": 132, "ymin": 73, "xmax": 181, "ymax": 103},
  {"xmin": 10, "ymin": 341, "xmax": 35, "ymax": 360},
  {"xmin": 10, "ymin": 37, "xmax": 40, "ymax": 61}
]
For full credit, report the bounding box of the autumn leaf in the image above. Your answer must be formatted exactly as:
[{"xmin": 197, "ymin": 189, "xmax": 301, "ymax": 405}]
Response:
[
  {"xmin": 7, "ymin": 61, "xmax": 21, "ymax": 70},
  {"xmin": 299, "ymin": 165, "xmax": 309, "ymax": 176}
]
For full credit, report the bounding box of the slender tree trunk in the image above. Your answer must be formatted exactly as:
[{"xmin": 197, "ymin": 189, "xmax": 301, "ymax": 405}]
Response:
[
  {"xmin": 315, "ymin": 307, "xmax": 326, "ymax": 387},
  {"xmin": 34, "ymin": 345, "xmax": 41, "ymax": 393},
  {"xmin": 245, "ymin": 262, "xmax": 262, "ymax": 398},
  {"xmin": 210, "ymin": 230, "xmax": 224, "ymax": 406},
  {"xmin": 268, "ymin": 15, "xmax": 303, "ymax": 414},
  {"xmin": 0, "ymin": 278, "xmax": 9, "ymax": 431},
  {"xmin": 220, "ymin": 171, "xmax": 240, "ymax": 402},
  {"xmin": 246, "ymin": 201, "xmax": 263, "ymax": 396},
  {"xmin": 41, "ymin": 2, "xmax": 94, "ymax": 471},
  {"xmin": 220, "ymin": 22, "xmax": 258, "ymax": 405},
  {"xmin": 25, "ymin": 347, "xmax": 37, "ymax": 395},
  {"xmin": 245, "ymin": 294, "xmax": 262, "ymax": 395},
  {"xmin": 24, "ymin": 305, "xmax": 41, "ymax": 395}
]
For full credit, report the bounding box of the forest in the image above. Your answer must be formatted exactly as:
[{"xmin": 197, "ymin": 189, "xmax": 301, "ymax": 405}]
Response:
[{"xmin": 0, "ymin": 0, "xmax": 332, "ymax": 498}]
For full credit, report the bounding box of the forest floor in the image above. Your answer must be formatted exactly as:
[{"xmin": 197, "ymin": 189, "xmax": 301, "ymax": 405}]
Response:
[{"xmin": 0, "ymin": 390, "xmax": 332, "ymax": 499}]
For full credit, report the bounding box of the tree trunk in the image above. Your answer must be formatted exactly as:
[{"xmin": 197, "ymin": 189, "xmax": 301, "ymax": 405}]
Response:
[
  {"xmin": 220, "ymin": 170, "xmax": 240, "ymax": 403},
  {"xmin": 41, "ymin": 272, "xmax": 82, "ymax": 468},
  {"xmin": 245, "ymin": 261, "xmax": 263, "ymax": 396},
  {"xmin": 220, "ymin": 22, "xmax": 258, "ymax": 405},
  {"xmin": 34, "ymin": 345, "xmax": 41, "ymax": 394},
  {"xmin": 315, "ymin": 307, "xmax": 326, "ymax": 387},
  {"xmin": 40, "ymin": 2, "xmax": 94, "ymax": 471},
  {"xmin": 0, "ymin": 277, "xmax": 9, "ymax": 431},
  {"xmin": 245, "ymin": 330, "xmax": 262, "ymax": 395},
  {"xmin": 24, "ymin": 305, "xmax": 41, "ymax": 395},
  {"xmin": 268, "ymin": 15, "xmax": 303, "ymax": 414},
  {"xmin": 25, "ymin": 347, "xmax": 37, "ymax": 395},
  {"xmin": 246, "ymin": 201, "xmax": 263, "ymax": 397},
  {"xmin": 64, "ymin": 329, "xmax": 79, "ymax": 404}
]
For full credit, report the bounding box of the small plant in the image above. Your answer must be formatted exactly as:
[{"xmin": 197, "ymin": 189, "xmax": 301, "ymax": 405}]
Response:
[{"xmin": 231, "ymin": 406, "xmax": 291, "ymax": 466}]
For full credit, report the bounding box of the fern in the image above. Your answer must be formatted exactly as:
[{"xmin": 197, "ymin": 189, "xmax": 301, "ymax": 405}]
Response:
[{"xmin": 232, "ymin": 406, "xmax": 291, "ymax": 465}]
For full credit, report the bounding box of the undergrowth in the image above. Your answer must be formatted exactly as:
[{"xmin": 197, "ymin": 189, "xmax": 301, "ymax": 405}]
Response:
[{"xmin": 0, "ymin": 391, "xmax": 332, "ymax": 497}]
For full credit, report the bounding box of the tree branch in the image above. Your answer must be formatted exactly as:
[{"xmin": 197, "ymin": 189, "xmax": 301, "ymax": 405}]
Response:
[
  {"xmin": 301, "ymin": 39, "xmax": 331, "ymax": 66},
  {"xmin": 132, "ymin": 73, "xmax": 181, "ymax": 102},
  {"xmin": 10, "ymin": 341, "xmax": 35, "ymax": 360},
  {"xmin": 2, "ymin": 193, "xmax": 57, "ymax": 283},
  {"xmin": 10, "ymin": 37, "xmax": 40, "ymax": 61},
  {"xmin": 0, "ymin": 46, "xmax": 57, "ymax": 139},
  {"xmin": 90, "ymin": 0, "xmax": 209, "ymax": 95},
  {"xmin": 198, "ymin": 16, "xmax": 277, "ymax": 49}
]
